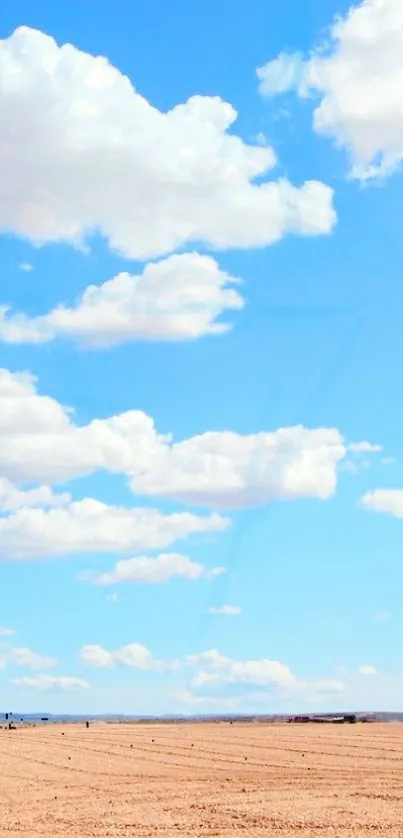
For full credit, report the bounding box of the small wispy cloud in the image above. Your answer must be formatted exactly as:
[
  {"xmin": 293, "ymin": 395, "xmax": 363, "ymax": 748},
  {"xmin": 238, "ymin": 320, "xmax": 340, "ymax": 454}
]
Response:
[
  {"xmin": 208, "ymin": 605, "xmax": 242, "ymax": 616},
  {"xmin": 0, "ymin": 627, "xmax": 16, "ymax": 637},
  {"xmin": 12, "ymin": 675, "xmax": 89, "ymax": 691},
  {"xmin": 8, "ymin": 647, "xmax": 57, "ymax": 670},
  {"xmin": 18, "ymin": 263, "xmax": 33, "ymax": 272},
  {"xmin": 348, "ymin": 441, "xmax": 383, "ymax": 454},
  {"xmin": 253, "ymin": 132, "xmax": 268, "ymax": 146},
  {"xmin": 341, "ymin": 460, "xmax": 359, "ymax": 475},
  {"xmin": 374, "ymin": 611, "xmax": 391, "ymax": 623},
  {"xmin": 82, "ymin": 553, "xmax": 225, "ymax": 587},
  {"xmin": 358, "ymin": 664, "xmax": 377, "ymax": 676},
  {"xmin": 342, "ymin": 439, "xmax": 384, "ymax": 476}
]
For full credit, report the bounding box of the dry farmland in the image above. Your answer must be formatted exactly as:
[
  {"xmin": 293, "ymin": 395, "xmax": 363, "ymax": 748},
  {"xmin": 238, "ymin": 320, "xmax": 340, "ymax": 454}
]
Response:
[{"xmin": 1, "ymin": 722, "xmax": 403, "ymax": 836}]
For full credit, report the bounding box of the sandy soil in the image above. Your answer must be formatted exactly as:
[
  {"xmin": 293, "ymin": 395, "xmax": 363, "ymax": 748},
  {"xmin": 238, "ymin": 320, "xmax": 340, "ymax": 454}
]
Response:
[{"xmin": 1, "ymin": 722, "xmax": 403, "ymax": 836}]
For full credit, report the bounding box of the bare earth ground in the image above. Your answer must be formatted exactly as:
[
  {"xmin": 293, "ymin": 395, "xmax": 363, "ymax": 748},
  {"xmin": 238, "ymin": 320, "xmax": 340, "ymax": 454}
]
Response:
[{"xmin": 1, "ymin": 723, "xmax": 403, "ymax": 837}]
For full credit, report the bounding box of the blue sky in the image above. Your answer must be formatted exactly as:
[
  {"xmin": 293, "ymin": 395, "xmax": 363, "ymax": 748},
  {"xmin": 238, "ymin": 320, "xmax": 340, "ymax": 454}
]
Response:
[{"xmin": 1, "ymin": 0, "xmax": 403, "ymax": 714}]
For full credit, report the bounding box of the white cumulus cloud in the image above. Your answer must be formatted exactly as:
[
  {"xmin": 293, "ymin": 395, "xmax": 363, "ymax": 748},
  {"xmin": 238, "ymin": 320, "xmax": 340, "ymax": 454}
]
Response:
[
  {"xmin": 0, "ymin": 477, "xmax": 70, "ymax": 512},
  {"xmin": 258, "ymin": 0, "xmax": 403, "ymax": 180},
  {"xmin": 129, "ymin": 425, "xmax": 346, "ymax": 508},
  {"xmin": 7, "ymin": 647, "xmax": 57, "ymax": 670},
  {"xmin": 187, "ymin": 649, "xmax": 295, "ymax": 687},
  {"xmin": 81, "ymin": 642, "xmax": 177, "ymax": 672},
  {"xmin": 0, "ymin": 646, "xmax": 57, "ymax": 670},
  {"xmin": 0, "ymin": 500, "xmax": 226, "ymax": 560},
  {"xmin": 0, "ymin": 26, "xmax": 335, "ymax": 259},
  {"xmin": 185, "ymin": 649, "xmax": 345, "ymax": 703},
  {"xmin": 78, "ymin": 642, "xmax": 345, "ymax": 705},
  {"xmin": 0, "ymin": 368, "xmax": 349, "ymax": 510},
  {"xmin": 360, "ymin": 489, "xmax": 403, "ymax": 518},
  {"xmin": 86, "ymin": 553, "xmax": 224, "ymax": 586},
  {"xmin": 0, "ymin": 254, "xmax": 244, "ymax": 347}
]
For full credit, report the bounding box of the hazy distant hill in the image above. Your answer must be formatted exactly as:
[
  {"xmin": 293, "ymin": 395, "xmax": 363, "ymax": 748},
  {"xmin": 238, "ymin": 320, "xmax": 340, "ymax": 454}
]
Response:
[{"xmin": 2, "ymin": 711, "xmax": 403, "ymax": 724}]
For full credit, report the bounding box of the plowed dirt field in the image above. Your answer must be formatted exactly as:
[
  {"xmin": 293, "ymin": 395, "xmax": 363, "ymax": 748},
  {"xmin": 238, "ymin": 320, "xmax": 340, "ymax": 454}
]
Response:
[{"xmin": 1, "ymin": 722, "xmax": 402, "ymax": 836}]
